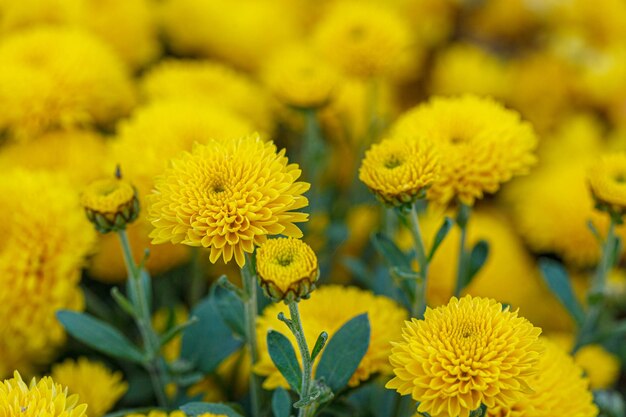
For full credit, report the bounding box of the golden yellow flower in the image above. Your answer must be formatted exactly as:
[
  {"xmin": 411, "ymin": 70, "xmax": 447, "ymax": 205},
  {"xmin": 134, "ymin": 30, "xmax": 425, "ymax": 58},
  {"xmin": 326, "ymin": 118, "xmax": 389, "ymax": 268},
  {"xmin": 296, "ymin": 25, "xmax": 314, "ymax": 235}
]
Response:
[
  {"xmin": 262, "ymin": 45, "xmax": 340, "ymax": 109},
  {"xmin": 140, "ymin": 59, "xmax": 273, "ymax": 133},
  {"xmin": 0, "ymin": 170, "xmax": 95, "ymax": 377},
  {"xmin": 51, "ymin": 358, "xmax": 128, "ymax": 417},
  {"xmin": 256, "ymin": 237, "xmax": 319, "ymax": 302},
  {"xmin": 255, "ymin": 285, "xmax": 407, "ymax": 389},
  {"xmin": 0, "ymin": 0, "xmax": 82, "ymax": 34},
  {"xmin": 81, "ymin": 177, "xmax": 139, "ymax": 233},
  {"xmin": 588, "ymin": 153, "xmax": 626, "ymax": 217},
  {"xmin": 391, "ymin": 95, "xmax": 538, "ymax": 206},
  {"xmin": 488, "ymin": 338, "xmax": 597, "ymax": 417},
  {"xmin": 0, "ymin": 371, "xmax": 88, "ymax": 417},
  {"xmin": 126, "ymin": 412, "xmax": 187, "ymax": 417},
  {"xmin": 386, "ymin": 295, "xmax": 542, "ymax": 417},
  {"xmin": 359, "ymin": 136, "xmax": 440, "ymax": 207},
  {"xmin": 148, "ymin": 134, "xmax": 309, "ymax": 267},
  {"xmin": 0, "ymin": 26, "xmax": 135, "ymax": 140},
  {"xmin": 312, "ymin": 1, "xmax": 414, "ymax": 78}
]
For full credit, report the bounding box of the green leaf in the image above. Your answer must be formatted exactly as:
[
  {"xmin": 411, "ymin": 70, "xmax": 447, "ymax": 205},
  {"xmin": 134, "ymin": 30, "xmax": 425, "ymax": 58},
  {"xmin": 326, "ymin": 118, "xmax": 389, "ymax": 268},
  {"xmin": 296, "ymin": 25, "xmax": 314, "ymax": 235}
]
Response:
[
  {"xmin": 310, "ymin": 331, "xmax": 328, "ymax": 362},
  {"xmin": 466, "ymin": 240, "xmax": 489, "ymax": 284},
  {"xmin": 160, "ymin": 316, "xmax": 198, "ymax": 347},
  {"xmin": 213, "ymin": 285, "xmax": 246, "ymax": 338},
  {"xmin": 428, "ymin": 217, "xmax": 453, "ymax": 260},
  {"xmin": 110, "ymin": 287, "xmax": 137, "ymax": 318},
  {"xmin": 104, "ymin": 407, "xmax": 165, "ymax": 417},
  {"xmin": 56, "ymin": 310, "xmax": 145, "ymax": 363},
  {"xmin": 316, "ymin": 313, "xmax": 370, "ymax": 392},
  {"xmin": 267, "ymin": 330, "xmax": 302, "ymax": 394},
  {"xmin": 180, "ymin": 402, "xmax": 244, "ymax": 417},
  {"xmin": 538, "ymin": 258, "xmax": 585, "ymax": 327},
  {"xmin": 181, "ymin": 296, "xmax": 242, "ymax": 373},
  {"xmin": 611, "ymin": 236, "xmax": 622, "ymax": 268},
  {"xmin": 372, "ymin": 232, "xmax": 412, "ymax": 270},
  {"xmin": 272, "ymin": 387, "xmax": 292, "ymax": 417}
]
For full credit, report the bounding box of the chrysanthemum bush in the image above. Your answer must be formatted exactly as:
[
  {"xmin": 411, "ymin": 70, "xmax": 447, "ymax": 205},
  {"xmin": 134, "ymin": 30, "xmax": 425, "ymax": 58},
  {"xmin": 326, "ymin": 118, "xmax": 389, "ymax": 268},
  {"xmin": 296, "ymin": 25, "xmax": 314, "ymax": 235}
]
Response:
[{"xmin": 3, "ymin": 1, "xmax": 626, "ymax": 417}]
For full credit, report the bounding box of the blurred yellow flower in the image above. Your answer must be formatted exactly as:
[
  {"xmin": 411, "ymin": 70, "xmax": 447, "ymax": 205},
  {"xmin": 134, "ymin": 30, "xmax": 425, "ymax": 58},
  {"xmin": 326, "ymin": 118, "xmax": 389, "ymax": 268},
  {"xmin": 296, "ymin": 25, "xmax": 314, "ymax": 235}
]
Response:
[
  {"xmin": 488, "ymin": 338, "xmax": 597, "ymax": 417},
  {"xmin": 262, "ymin": 45, "xmax": 340, "ymax": 109},
  {"xmin": 126, "ymin": 412, "xmax": 187, "ymax": 417},
  {"xmin": 392, "ymin": 95, "xmax": 537, "ymax": 207},
  {"xmin": 588, "ymin": 153, "xmax": 626, "ymax": 217},
  {"xmin": 140, "ymin": 60, "xmax": 273, "ymax": 133},
  {"xmin": 0, "ymin": 371, "xmax": 88, "ymax": 417},
  {"xmin": 387, "ymin": 295, "xmax": 542, "ymax": 417},
  {"xmin": 0, "ymin": 26, "xmax": 135, "ymax": 140},
  {"xmin": 148, "ymin": 134, "xmax": 309, "ymax": 267},
  {"xmin": 256, "ymin": 237, "xmax": 319, "ymax": 302},
  {"xmin": 0, "ymin": 170, "xmax": 96, "ymax": 377},
  {"xmin": 51, "ymin": 358, "xmax": 128, "ymax": 417},
  {"xmin": 255, "ymin": 285, "xmax": 407, "ymax": 389},
  {"xmin": 313, "ymin": 1, "xmax": 414, "ymax": 78},
  {"xmin": 359, "ymin": 136, "xmax": 440, "ymax": 207}
]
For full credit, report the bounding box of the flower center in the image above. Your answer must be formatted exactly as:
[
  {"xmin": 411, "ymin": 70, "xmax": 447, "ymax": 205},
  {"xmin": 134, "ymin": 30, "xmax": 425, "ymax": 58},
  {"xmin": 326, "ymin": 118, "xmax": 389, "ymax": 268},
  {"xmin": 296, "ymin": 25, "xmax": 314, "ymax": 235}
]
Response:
[
  {"xmin": 349, "ymin": 25, "xmax": 366, "ymax": 41},
  {"xmin": 614, "ymin": 173, "xmax": 626, "ymax": 184},
  {"xmin": 384, "ymin": 155, "xmax": 404, "ymax": 169},
  {"xmin": 276, "ymin": 254, "xmax": 294, "ymax": 267}
]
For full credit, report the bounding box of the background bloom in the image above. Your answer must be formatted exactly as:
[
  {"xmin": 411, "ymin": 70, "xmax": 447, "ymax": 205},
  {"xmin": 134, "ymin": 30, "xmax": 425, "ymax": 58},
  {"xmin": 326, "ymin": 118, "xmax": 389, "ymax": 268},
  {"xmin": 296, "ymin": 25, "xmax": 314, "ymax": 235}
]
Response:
[
  {"xmin": 588, "ymin": 153, "xmax": 626, "ymax": 216},
  {"xmin": 387, "ymin": 295, "xmax": 542, "ymax": 417}
]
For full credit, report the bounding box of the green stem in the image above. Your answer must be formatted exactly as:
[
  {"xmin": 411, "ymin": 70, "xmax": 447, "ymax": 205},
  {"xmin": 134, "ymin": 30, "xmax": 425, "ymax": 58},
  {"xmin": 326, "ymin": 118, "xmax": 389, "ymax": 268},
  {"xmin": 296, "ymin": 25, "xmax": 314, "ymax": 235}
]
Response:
[
  {"xmin": 241, "ymin": 254, "xmax": 262, "ymax": 417},
  {"xmin": 188, "ymin": 247, "xmax": 205, "ymax": 306},
  {"xmin": 454, "ymin": 204, "xmax": 471, "ymax": 298},
  {"xmin": 288, "ymin": 302, "xmax": 314, "ymax": 417},
  {"xmin": 302, "ymin": 108, "xmax": 325, "ymax": 191},
  {"xmin": 406, "ymin": 202, "xmax": 429, "ymax": 318},
  {"xmin": 575, "ymin": 216, "xmax": 617, "ymax": 351},
  {"xmin": 117, "ymin": 230, "xmax": 169, "ymax": 408}
]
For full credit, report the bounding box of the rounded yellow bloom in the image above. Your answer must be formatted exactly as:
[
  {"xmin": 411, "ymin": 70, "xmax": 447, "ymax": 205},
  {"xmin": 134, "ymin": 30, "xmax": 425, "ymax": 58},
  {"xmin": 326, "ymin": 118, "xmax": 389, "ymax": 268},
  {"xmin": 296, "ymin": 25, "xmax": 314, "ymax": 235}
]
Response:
[
  {"xmin": 51, "ymin": 358, "xmax": 128, "ymax": 417},
  {"xmin": 0, "ymin": 26, "xmax": 135, "ymax": 140},
  {"xmin": 386, "ymin": 295, "xmax": 542, "ymax": 417},
  {"xmin": 488, "ymin": 339, "xmax": 597, "ymax": 417},
  {"xmin": 0, "ymin": 170, "xmax": 95, "ymax": 377},
  {"xmin": 588, "ymin": 153, "xmax": 626, "ymax": 217},
  {"xmin": 82, "ymin": 177, "xmax": 139, "ymax": 234},
  {"xmin": 391, "ymin": 95, "xmax": 538, "ymax": 206},
  {"xmin": 262, "ymin": 45, "xmax": 340, "ymax": 109},
  {"xmin": 255, "ymin": 285, "xmax": 407, "ymax": 389},
  {"xmin": 256, "ymin": 237, "xmax": 319, "ymax": 302},
  {"xmin": 148, "ymin": 134, "xmax": 310, "ymax": 267},
  {"xmin": 0, "ymin": 371, "xmax": 87, "ymax": 417},
  {"xmin": 359, "ymin": 137, "xmax": 440, "ymax": 207},
  {"xmin": 313, "ymin": 1, "xmax": 414, "ymax": 78},
  {"xmin": 140, "ymin": 60, "xmax": 273, "ymax": 133},
  {"xmin": 126, "ymin": 412, "xmax": 187, "ymax": 417}
]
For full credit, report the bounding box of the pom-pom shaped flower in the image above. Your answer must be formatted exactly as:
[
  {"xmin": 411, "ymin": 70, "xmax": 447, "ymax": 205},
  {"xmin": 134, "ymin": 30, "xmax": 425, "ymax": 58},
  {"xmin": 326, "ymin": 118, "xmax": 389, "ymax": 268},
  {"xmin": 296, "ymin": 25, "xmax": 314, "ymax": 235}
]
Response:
[
  {"xmin": 391, "ymin": 95, "xmax": 538, "ymax": 207},
  {"xmin": 51, "ymin": 358, "xmax": 128, "ymax": 417},
  {"xmin": 588, "ymin": 153, "xmax": 626, "ymax": 218},
  {"xmin": 255, "ymin": 286, "xmax": 407, "ymax": 389},
  {"xmin": 148, "ymin": 134, "xmax": 309, "ymax": 267},
  {"xmin": 386, "ymin": 295, "xmax": 542, "ymax": 417},
  {"xmin": 313, "ymin": 1, "xmax": 414, "ymax": 78},
  {"xmin": 256, "ymin": 237, "xmax": 319, "ymax": 302},
  {"xmin": 0, "ymin": 26, "xmax": 135, "ymax": 140},
  {"xmin": 82, "ymin": 177, "xmax": 139, "ymax": 233},
  {"xmin": 262, "ymin": 45, "xmax": 340, "ymax": 109},
  {"xmin": 359, "ymin": 137, "xmax": 440, "ymax": 207},
  {"xmin": 0, "ymin": 371, "xmax": 88, "ymax": 417},
  {"xmin": 488, "ymin": 339, "xmax": 598, "ymax": 417}
]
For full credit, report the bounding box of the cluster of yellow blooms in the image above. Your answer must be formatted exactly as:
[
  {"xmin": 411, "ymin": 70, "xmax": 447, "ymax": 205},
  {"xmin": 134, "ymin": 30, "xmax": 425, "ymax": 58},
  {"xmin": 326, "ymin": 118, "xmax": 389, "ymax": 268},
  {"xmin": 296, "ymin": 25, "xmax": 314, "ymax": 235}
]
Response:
[{"xmin": 2, "ymin": 0, "xmax": 626, "ymax": 416}]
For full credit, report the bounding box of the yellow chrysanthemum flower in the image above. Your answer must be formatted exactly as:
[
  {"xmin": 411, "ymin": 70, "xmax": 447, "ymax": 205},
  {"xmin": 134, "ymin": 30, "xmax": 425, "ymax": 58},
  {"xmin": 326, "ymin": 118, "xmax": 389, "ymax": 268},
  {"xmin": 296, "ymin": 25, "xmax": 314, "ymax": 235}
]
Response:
[
  {"xmin": 256, "ymin": 237, "xmax": 319, "ymax": 302},
  {"xmin": 51, "ymin": 358, "xmax": 128, "ymax": 417},
  {"xmin": 140, "ymin": 60, "xmax": 273, "ymax": 132},
  {"xmin": 312, "ymin": 1, "xmax": 415, "ymax": 78},
  {"xmin": 430, "ymin": 43, "xmax": 510, "ymax": 99},
  {"xmin": 359, "ymin": 136, "xmax": 440, "ymax": 207},
  {"xmin": 387, "ymin": 295, "xmax": 542, "ymax": 417},
  {"xmin": 82, "ymin": 177, "xmax": 139, "ymax": 234},
  {"xmin": 0, "ymin": 26, "xmax": 135, "ymax": 140},
  {"xmin": 391, "ymin": 95, "xmax": 538, "ymax": 206},
  {"xmin": 262, "ymin": 45, "xmax": 340, "ymax": 109},
  {"xmin": 548, "ymin": 333, "xmax": 620, "ymax": 390},
  {"xmin": 488, "ymin": 338, "xmax": 597, "ymax": 417},
  {"xmin": 255, "ymin": 285, "xmax": 407, "ymax": 389},
  {"xmin": 0, "ymin": 371, "xmax": 88, "ymax": 417},
  {"xmin": 126, "ymin": 412, "xmax": 187, "ymax": 417},
  {"xmin": 0, "ymin": 170, "xmax": 96, "ymax": 377},
  {"xmin": 148, "ymin": 134, "xmax": 310, "ymax": 267},
  {"xmin": 588, "ymin": 153, "xmax": 626, "ymax": 217}
]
